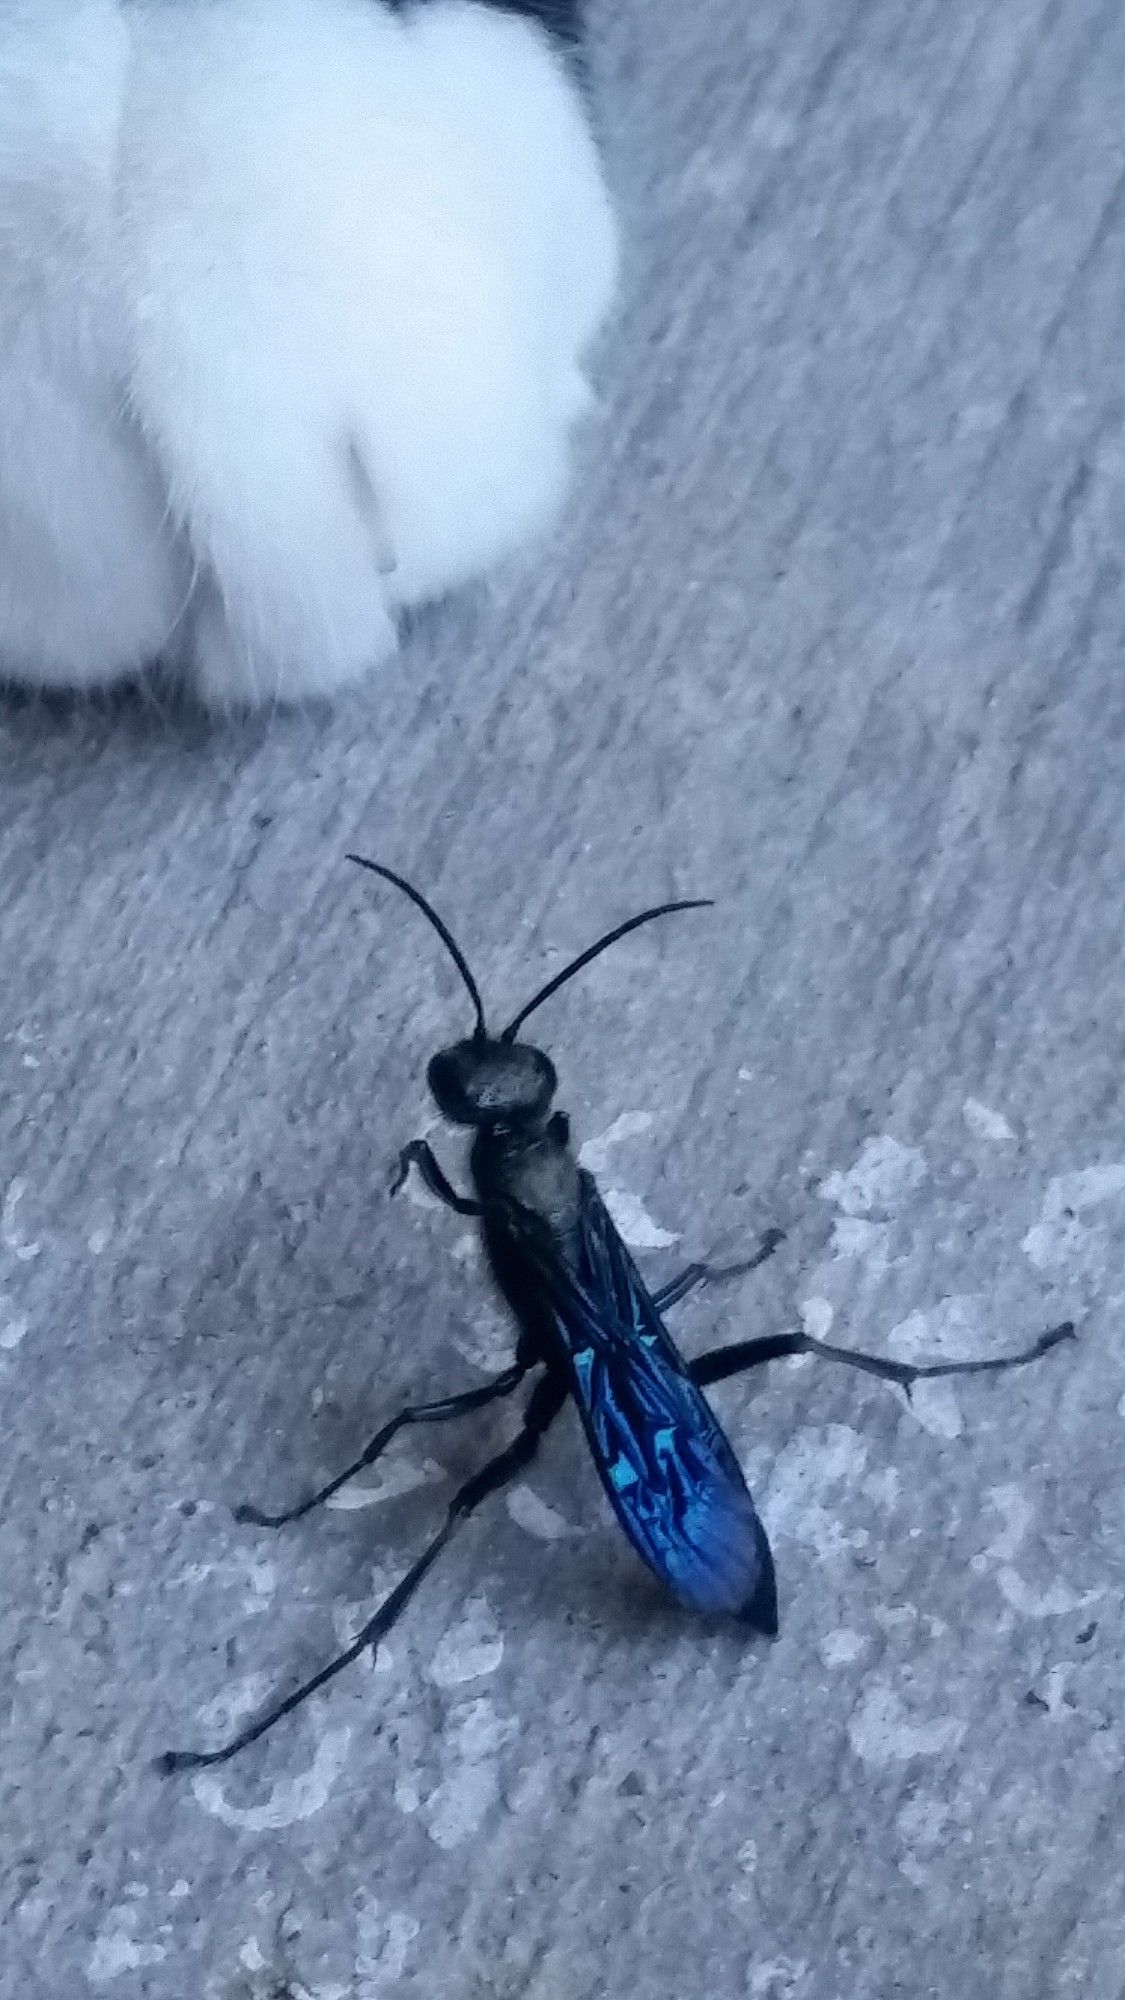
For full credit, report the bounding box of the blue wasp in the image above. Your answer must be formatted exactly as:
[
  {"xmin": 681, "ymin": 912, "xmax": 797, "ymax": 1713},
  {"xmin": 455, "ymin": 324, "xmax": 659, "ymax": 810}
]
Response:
[{"xmin": 159, "ymin": 860, "xmax": 1072, "ymax": 1772}]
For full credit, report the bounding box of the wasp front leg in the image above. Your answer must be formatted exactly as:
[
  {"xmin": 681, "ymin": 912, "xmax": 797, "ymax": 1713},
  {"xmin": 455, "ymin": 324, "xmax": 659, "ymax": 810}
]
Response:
[{"xmin": 390, "ymin": 1139, "xmax": 482, "ymax": 1215}]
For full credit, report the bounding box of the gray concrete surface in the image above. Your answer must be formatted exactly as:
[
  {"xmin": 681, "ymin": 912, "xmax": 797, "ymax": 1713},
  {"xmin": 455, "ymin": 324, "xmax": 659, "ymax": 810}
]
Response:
[{"xmin": 3, "ymin": 1, "xmax": 1124, "ymax": 1995}]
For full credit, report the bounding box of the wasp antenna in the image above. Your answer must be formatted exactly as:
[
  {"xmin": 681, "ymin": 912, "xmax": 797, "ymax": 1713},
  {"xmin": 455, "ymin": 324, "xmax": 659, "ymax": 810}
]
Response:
[
  {"xmin": 502, "ymin": 898, "xmax": 714, "ymax": 1041},
  {"xmin": 347, "ymin": 857, "xmax": 487, "ymax": 1038}
]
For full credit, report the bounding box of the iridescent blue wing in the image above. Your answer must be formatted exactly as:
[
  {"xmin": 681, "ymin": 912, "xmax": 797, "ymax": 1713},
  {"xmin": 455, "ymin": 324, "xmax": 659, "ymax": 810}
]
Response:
[{"xmin": 509, "ymin": 1171, "xmax": 777, "ymax": 1628}]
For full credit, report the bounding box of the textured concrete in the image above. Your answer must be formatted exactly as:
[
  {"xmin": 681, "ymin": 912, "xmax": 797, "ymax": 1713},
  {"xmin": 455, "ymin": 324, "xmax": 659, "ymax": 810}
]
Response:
[{"xmin": 3, "ymin": 2, "xmax": 1124, "ymax": 1995}]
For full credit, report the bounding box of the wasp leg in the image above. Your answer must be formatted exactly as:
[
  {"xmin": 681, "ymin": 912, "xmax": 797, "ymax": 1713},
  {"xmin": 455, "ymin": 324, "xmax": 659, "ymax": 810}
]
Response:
[
  {"xmin": 158, "ymin": 1371, "xmax": 567, "ymax": 1774},
  {"xmin": 653, "ymin": 1228, "xmax": 785, "ymax": 1313},
  {"xmin": 691, "ymin": 1333, "xmax": 806, "ymax": 1384},
  {"xmin": 691, "ymin": 1321, "xmax": 1075, "ymax": 1391},
  {"xmin": 235, "ymin": 1363, "xmax": 531, "ymax": 1527},
  {"xmin": 390, "ymin": 1139, "xmax": 482, "ymax": 1214}
]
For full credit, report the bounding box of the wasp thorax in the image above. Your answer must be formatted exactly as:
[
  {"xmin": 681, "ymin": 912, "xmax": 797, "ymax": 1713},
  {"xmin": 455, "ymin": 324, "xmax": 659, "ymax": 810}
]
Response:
[{"xmin": 426, "ymin": 1037, "xmax": 557, "ymax": 1127}]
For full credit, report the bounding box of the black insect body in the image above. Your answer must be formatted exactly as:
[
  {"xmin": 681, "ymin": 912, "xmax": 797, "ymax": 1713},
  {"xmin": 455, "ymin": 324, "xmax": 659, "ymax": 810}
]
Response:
[
  {"xmin": 464, "ymin": 1088, "xmax": 780, "ymax": 1629},
  {"xmin": 158, "ymin": 861, "xmax": 1074, "ymax": 1773}
]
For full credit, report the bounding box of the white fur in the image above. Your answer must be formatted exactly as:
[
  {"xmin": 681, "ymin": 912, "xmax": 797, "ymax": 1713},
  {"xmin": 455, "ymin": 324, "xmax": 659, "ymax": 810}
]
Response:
[{"xmin": 0, "ymin": 0, "xmax": 617, "ymax": 704}]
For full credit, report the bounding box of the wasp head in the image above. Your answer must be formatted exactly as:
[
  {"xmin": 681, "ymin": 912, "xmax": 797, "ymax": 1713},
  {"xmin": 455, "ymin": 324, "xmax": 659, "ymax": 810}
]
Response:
[
  {"xmin": 426, "ymin": 1036, "xmax": 557, "ymax": 1129},
  {"xmin": 346, "ymin": 858, "xmax": 710, "ymax": 1131}
]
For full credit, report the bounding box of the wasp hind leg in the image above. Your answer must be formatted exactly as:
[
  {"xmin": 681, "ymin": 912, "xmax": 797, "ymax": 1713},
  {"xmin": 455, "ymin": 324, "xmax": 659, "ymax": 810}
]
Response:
[
  {"xmin": 691, "ymin": 1322, "xmax": 1076, "ymax": 1391},
  {"xmin": 158, "ymin": 1372, "xmax": 567, "ymax": 1774}
]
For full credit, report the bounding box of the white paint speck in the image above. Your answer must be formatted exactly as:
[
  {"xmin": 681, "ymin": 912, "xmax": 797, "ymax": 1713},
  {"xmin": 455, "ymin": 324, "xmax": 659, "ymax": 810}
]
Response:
[
  {"xmin": 738, "ymin": 1067, "xmax": 755, "ymax": 1084},
  {"xmin": 976, "ymin": 1484, "xmax": 1034, "ymax": 1565},
  {"xmin": 192, "ymin": 1725, "xmax": 352, "ymax": 1830},
  {"xmin": 326, "ymin": 1456, "xmax": 441, "ymax": 1513},
  {"xmin": 874, "ymin": 1603, "xmax": 917, "ymax": 1633},
  {"xmin": 1021, "ymin": 1163, "xmax": 1125, "ymax": 1269},
  {"xmin": 577, "ymin": 1113, "xmax": 679, "ymax": 1248},
  {"xmin": 238, "ymin": 1935, "xmax": 351, "ymax": 2000},
  {"xmin": 963, "ymin": 1098, "xmax": 1016, "ymax": 1143},
  {"xmin": 1028, "ymin": 1662, "xmax": 1076, "ymax": 1716},
  {"xmin": 887, "ymin": 1297, "xmax": 1006, "ymax": 1440},
  {"xmin": 450, "ymin": 1306, "xmax": 515, "ymax": 1374},
  {"xmin": 600, "ymin": 1186, "xmax": 679, "ymax": 1250},
  {"xmin": 897, "ymin": 1795, "xmax": 949, "ymax": 1848},
  {"xmin": 355, "ymin": 1893, "xmax": 420, "ymax": 1990},
  {"xmin": 427, "ymin": 1597, "xmax": 504, "ymax": 1688},
  {"xmin": 1022, "ymin": 1222, "xmax": 1072, "ymax": 1271},
  {"xmin": 759, "ymin": 1424, "xmax": 870, "ymax": 1560},
  {"xmin": 247, "ymin": 1559, "xmax": 277, "ymax": 1601},
  {"xmin": 828, "ymin": 1217, "xmax": 891, "ymax": 1269},
  {"xmin": 506, "ymin": 1484, "xmax": 581, "ymax": 1540},
  {"xmin": 819, "ymin": 1628, "xmax": 867, "ymax": 1667},
  {"xmin": 905, "ymin": 1379, "xmax": 964, "ymax": 1440},
  {"xmin": 14, "ymin": 1895, "xmax": 51, "ymax": 1938},
  {"xmin": 993, "ymin": 1568, "xmax": 1101, "ymax": 1620},
  {"xmin": 578, "ymin": 1111, "xmax": 655, "ymax": 1177},
  {"xmin": 969, "ymin": 1486, "xmax": 1101, "ymax": 1619},
  {"xmin": 421, "ymin": 1697, "xmax": 517, "ymax": 1850},
  {"xmin": 848, "ymin": 1686, "xmax": 966, "ymax": 1765},
  {"xmin": 861, "ymin": 1466, "xmax": 901, "ymax": 1509},
  {"xmin": 1045, "ymin": 1164, "xmax": 1125, "ymax": 1211},
  {"xmin": 897, "ymin": 1793, "xmax": 951, "ymax": 1878},
  {"xmin": 88, "ymin": 1912, "xmax": 166, "ymax": 1983},
  {"xmin": 728, "ymin": 1834, "xmax": 758, "ymax": 1904},
  {"xmin": 196, "ymin": 1672, "xmax": 274, "ymax": 1737},
  {"xmin": 1, "ymin": 1178, "xmax": 41, "ymax": 1261},
  {"xmin": 749, "ymin": 1958, "xmax": 809, "ymax": 1999},
  {"xmin": 169, "ymin": 1551, "xmax": 277, "ymax": 1613},
  {"xmin": 169, "ymin": 1881, "xmax": 190, "ymax": 1901},
  {"xmin": 799, "ymin": 1297, "xmax": 834, "ymax": 1339},
  {"xmin": 819, "ymin": 1136, "xmax": 926, "ymax": 1218},
  {"xmin": 0, "ymin": 1313, "xmax": 29, "ymax": 1350}
]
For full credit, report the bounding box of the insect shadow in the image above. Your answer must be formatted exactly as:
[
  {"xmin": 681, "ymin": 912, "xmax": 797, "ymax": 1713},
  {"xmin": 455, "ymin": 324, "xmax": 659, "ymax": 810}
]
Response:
[{"xmin": 158, "ymin": 860, "xmax": 1074, "ymax": 1771}]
